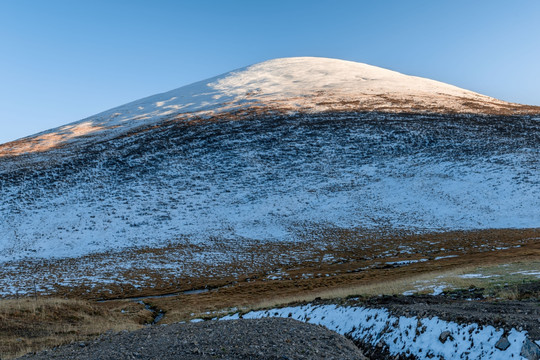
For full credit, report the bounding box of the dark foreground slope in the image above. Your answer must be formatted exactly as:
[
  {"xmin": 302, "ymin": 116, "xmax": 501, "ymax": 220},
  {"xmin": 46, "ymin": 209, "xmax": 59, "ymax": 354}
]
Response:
[{"xmin": 17, "ymin": 318, "xmax": 366, "ymax": 360}]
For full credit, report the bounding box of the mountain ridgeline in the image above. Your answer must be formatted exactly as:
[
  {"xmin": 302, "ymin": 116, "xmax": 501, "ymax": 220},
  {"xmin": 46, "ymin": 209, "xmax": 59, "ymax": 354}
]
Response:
[{"xmin": 0, "ymin": 57, "xmax": 539, "ymax": 262}]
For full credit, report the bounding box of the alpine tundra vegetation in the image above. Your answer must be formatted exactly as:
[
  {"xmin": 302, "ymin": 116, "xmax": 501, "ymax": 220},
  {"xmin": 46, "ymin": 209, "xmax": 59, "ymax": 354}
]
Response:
[{"xmin": 1, "ymin": 58, "xmax": 539, "ymax": 359}]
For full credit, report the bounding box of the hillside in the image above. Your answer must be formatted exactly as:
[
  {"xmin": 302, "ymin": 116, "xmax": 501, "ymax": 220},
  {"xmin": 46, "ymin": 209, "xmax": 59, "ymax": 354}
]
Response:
[
  {"xmin": 1, "ymin": 57, "xmax": 539, "ymax": 158},
  {"xmin": 0, "ymin": 57, "xmax": 538, "ymax": 298},
  {"xmin": 2, "ymin": 56, "xmax": 540, "ymax": 360}
]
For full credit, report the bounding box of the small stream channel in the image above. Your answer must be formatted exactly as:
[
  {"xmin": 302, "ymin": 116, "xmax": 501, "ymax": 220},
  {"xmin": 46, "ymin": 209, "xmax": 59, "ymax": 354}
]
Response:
[
  {"xmin": 97, "ymin": 287, "xmax": 216, "ymax": 325},
  {"xmin": 137, "ymin": 300, "xmax": 165, "ymax": 325}
]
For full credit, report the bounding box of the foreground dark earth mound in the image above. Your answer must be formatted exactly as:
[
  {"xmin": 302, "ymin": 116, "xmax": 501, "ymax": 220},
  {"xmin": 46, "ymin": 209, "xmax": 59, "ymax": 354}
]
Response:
[{"xmin": 18, "ymin": 318, "xmax": 366, "ymax": 360}]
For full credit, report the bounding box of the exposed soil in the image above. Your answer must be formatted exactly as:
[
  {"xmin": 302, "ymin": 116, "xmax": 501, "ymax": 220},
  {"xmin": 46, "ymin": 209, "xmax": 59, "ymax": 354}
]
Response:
[
  {"xmin": 121, "ymin": 235, "xmax": 540, "ymax": 323},
  {"xmin": 17, "ymin": 318, "xmax": 367, "ymax": 360},
  {"xmin": 3, "ymin": 228, "xmax": 537, "ymax": 301},
  {"xmin": 339, "ymin": 286, "xmax": 540, "ymax": 359},
  {"xmin": 356, "ymin": 284, "xmax": 540, "ymax": 340},
  {"xmin": 2, "ymin": 232, "xmax": 539, "ymax": 359}
]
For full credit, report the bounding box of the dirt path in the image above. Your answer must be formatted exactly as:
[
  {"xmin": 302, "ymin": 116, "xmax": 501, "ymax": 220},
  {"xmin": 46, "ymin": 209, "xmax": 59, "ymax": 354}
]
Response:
[{"xmin": 18, "ymin": 318, "xmax": 367, "ymax": 360}]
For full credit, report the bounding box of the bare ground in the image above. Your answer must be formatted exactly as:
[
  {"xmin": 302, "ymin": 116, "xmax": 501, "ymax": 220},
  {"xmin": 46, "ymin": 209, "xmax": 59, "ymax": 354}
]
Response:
[
  {"xmin": 17, "ymin": 318, "xmax": 367, "ymax": 360},
  {"xmin": 2, "ymin": 228, "xmax": 537, "ymax": 300},
  {"xmin": 1, "ymin": 229, "xmax": 539, "ymax": 359}
]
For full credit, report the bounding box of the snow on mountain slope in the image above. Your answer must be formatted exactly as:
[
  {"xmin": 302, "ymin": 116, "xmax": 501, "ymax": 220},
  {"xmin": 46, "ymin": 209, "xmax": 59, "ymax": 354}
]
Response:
[
  {"xmin": 0, "ymin": 58, "xmax": 539, "ymax": 297},
  {"xmin": 1, "ymin": 112, "xmax": 538, "ymax": 263},
  {"xmin": 1, "ymin": 57, "xmax": 538, "ymax": 157}
]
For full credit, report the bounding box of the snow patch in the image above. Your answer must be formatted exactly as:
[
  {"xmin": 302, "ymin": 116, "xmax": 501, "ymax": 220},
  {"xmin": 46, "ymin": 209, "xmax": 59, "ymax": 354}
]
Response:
[
  {"xmin": 434, "ymin": 255, "xmax": 459, "ymax": 260},
  {"xmin": 218, "ymin": 304, "xmax": 528, "ymax": 360},
  {"xmin": 459, "ymin": 274, "xmax": 500, "ymax": 279}
]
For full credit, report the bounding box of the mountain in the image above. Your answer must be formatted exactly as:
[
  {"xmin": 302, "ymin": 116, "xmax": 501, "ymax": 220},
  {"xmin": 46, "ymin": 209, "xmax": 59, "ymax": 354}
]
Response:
[
  {"xmin": 1, "ymin": 57, "xmax": 538, "ymax": 158},
  {"xmin": 0, "ymin": 57, "xmax": 538, "ymax": 297}
]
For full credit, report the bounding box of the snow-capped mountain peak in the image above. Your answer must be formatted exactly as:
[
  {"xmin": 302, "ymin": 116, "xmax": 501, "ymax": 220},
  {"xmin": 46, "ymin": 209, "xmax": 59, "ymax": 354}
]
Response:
[
  {"xmin": 0, "ymin": 57, "xmax": 538, "ymax": 297},
  {"xmin": 1, "ymin": 57, "xmax": 538, "ymax": 157}
]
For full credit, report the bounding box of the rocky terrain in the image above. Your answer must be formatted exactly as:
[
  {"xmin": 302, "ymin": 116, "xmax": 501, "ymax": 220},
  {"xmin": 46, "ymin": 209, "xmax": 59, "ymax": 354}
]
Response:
[
  {"xmin": 221, "ymin": 291, "xmax": 540, "ymax": 360},
  {"xmin": 17, "ymin": 318, "xmax": 367, "ymax": 360},
  {"xmin": 1, "ymin": 57, "xmax": 539, "ymax": 359}
]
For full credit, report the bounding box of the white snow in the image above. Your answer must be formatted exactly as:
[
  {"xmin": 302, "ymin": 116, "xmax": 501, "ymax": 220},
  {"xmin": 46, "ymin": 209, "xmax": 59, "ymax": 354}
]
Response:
[
  {"xmin": 434, "ymin": 255, "xmax": 459, "ymax": 260},
  {"xmin": 0, "ymin": 57, "xmax": 506, "ymax": 156},
  {"xmin": 459, "ymin": 274, "xmax": 500, "ymax": 279},
  {"xmin": 0, "ymin": 58, "xmax": 538, "ymax": 297},
  {"xmin": 209, "ymin": 57, "xmax": 485, "ymax": 103},
  {"xmin": 402, "ymin": 280, "xmax": 451, "ymax": 296},
  {"xmin": 431, "ymin": 285, "xmax": 447, "ymax": 295},
  {"xmin": 218, "ymin": 304, "xmax": 529, "ymax": 360},
  {"xmin": 2, "ymin": 148, "xmax": 537, "ymax": 263},
  {"xmin": 511, "ymin": 271, "xmax": 540, "ymax": 278},
  {"xmin": 386, "ymin": 259, "xmax": 428, "ymax": 266}
]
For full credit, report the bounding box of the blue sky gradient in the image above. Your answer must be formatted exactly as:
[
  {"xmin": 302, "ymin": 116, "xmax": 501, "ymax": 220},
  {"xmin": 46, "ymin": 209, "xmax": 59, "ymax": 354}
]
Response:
[{"xmin": 1, "ymin": 0, "xmax": 539, "ymax": 144}]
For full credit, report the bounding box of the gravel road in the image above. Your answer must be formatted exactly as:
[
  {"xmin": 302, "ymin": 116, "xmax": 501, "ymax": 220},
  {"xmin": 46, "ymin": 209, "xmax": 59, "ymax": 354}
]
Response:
[{"xmin": 18, "ymin": 318, "xmax": 367, "ymax": 360}]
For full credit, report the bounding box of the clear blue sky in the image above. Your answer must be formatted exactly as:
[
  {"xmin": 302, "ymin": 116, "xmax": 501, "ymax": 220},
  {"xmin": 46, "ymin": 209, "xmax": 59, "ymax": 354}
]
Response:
[{"xmin": 1, "ymin": 0, "xmax": 539, "ymax": 144}]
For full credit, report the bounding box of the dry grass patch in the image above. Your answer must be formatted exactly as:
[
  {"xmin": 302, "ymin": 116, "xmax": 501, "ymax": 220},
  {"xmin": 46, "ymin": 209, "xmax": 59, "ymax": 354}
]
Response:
[
  {"xmin": 2, "ymin": 228, "xmax": 537, "ymax": 300},
  {"xmin": 308, "ymin": 260, "xmax": 540, "ymax": 299},
  {"xmin": 150, "ymin": 241, "xmax": 540, "ymax": 323},
  {"xmin": 0, "ymin": 297, "xmax": 151, "ymax": 359},
  {"xmin": 211, "ymin": 261, "xmax": 540, "ymax": 314}
]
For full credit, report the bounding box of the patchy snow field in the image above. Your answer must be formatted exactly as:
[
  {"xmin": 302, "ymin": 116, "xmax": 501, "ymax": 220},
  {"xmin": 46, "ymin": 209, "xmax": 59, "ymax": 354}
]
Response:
[
  {"xmin": 1, "ymin": 113, "xmax": 538, "ymax": 263},
  {"xmin": 0, "ymin": 112, "xmax": 539, "ymax": 297},
  {"xmin": 0, "ymin": 58, "xmax": 538, "ymax": 298},
  {"xmin": 220, "ymin": 303, "xmax": 530, "ymax": 360}
]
